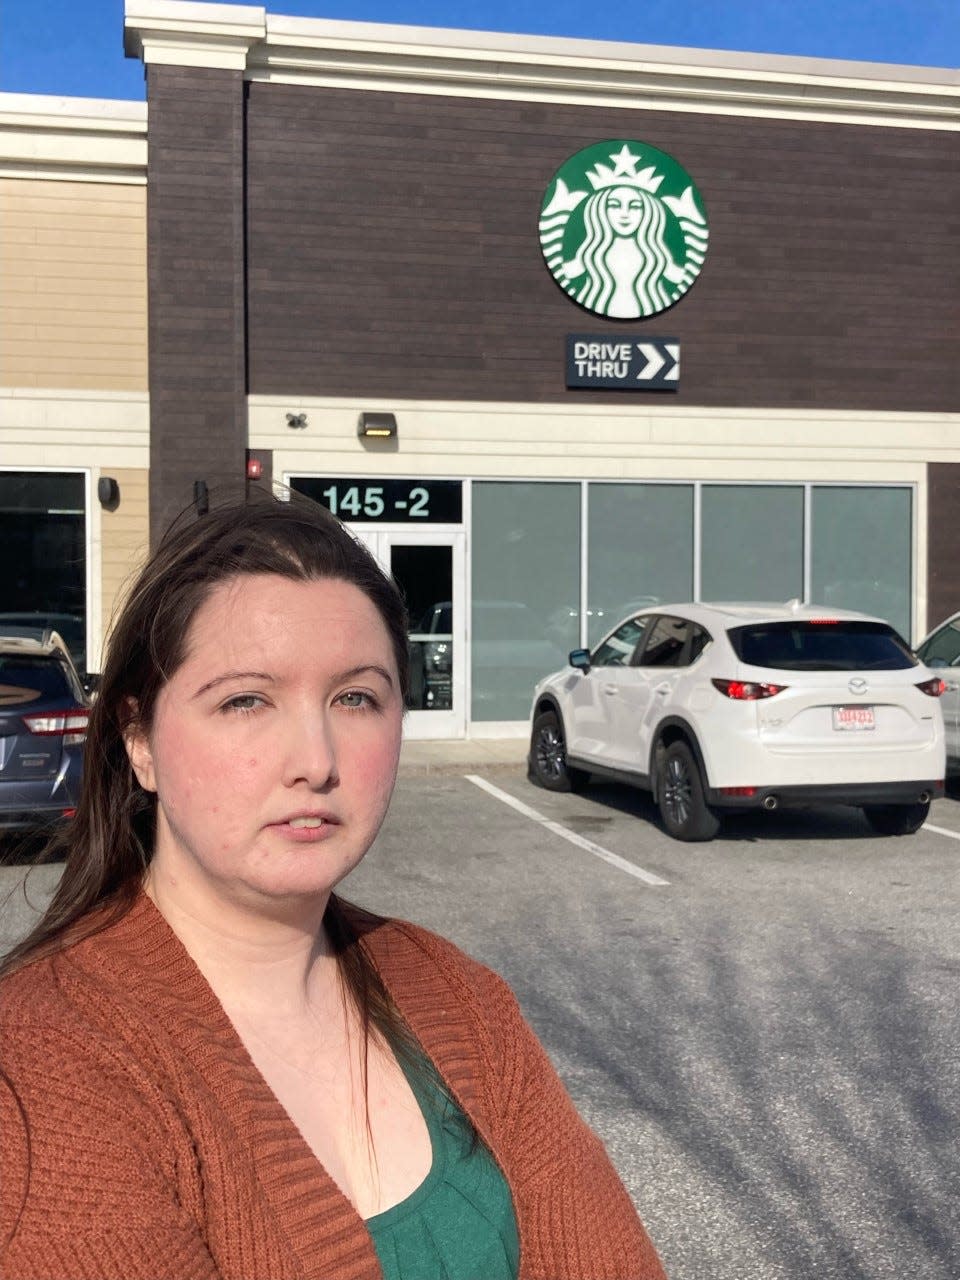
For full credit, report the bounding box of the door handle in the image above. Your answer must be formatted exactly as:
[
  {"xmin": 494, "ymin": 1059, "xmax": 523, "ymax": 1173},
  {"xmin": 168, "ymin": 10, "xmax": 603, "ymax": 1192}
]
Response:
[
  {"xmin": 603, "ymin": 684, "xmax": 618, "ymax": 695},
  {"xmin": 654, "ymin": 682, "xmax": 672, "ymax": 696}
]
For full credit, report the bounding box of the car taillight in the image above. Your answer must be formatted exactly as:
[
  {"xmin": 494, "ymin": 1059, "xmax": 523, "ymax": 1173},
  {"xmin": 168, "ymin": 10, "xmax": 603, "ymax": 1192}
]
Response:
[
  {"xmin": 711, "ymin": 678, "xmax": 787, "ymax": 700},
  {"xmin": 916, "ymin": 677, "xmax": 946, "ymax": 697},
  {"xmin": 22, "ymin": 708, "xmax": 89, "ymax": 746}
]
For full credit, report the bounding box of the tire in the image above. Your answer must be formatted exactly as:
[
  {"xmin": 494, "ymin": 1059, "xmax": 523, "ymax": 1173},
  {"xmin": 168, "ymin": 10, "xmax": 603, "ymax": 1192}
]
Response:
[
  {"xmin": 862, "ymin": 800, "xmax": 930, "ymax": 836},
  {"xmin": 657, "ymin": 740, "xmax": 720, "ymax": 842},
  {"xmin": 529, "ymin": 710, "xmax": 589, "ymax": 793}
]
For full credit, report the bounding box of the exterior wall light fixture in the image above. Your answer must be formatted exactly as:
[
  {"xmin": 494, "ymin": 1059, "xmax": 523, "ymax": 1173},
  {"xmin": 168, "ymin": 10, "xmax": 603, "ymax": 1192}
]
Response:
[
  {"xmin": 358, "ymin": 412, "xmax": 397, "ymax": 439},
  {"xmin": 97, "ymin": 476, "xmax": 120, "ymax": 508},
  {"xmin": 286, "ymin": 412, "xmax": 308, "ymax": 429}
]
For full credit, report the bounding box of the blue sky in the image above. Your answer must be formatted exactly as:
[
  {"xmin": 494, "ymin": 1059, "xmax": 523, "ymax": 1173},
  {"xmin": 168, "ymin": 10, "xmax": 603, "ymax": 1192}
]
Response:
[{"xmin": 2, "ymin": 0, "xmax": 958, "ymax": 101}]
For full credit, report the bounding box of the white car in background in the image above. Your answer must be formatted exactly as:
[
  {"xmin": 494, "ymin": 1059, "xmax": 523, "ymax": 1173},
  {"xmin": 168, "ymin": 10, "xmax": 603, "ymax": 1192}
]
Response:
[{"xmin": 528, "ymin": 601, "xmax": 945, "ymax": 841}]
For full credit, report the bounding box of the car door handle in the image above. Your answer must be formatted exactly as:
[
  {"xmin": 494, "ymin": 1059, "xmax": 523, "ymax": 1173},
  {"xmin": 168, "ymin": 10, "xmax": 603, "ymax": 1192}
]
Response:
[
  {"xmin": 654, "ymin": 682, "xmax": 672, "ymax": 696},
  {"xmin": 603, "ymin": 684, "xmax": 618, "ymax": 695}
]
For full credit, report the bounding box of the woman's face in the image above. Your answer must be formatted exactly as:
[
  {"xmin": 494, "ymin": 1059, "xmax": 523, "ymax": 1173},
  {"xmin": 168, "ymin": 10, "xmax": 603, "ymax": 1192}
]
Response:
[
  {"xmin": 606, "ymin": 186, "xmax": 644, "ymax": 237},
  {"xmin": 127, "ymin": 573, "xmax": 403, "ymax": 914}
]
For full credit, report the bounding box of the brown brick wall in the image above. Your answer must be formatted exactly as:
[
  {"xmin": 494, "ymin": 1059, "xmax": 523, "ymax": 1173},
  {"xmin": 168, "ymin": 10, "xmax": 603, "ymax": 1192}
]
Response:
[
  {"xmin": 927, "ymin": 463, "xmax": 960, "ymax": 627},
  {"xmin": 245, "ymin": 85, "xmax": 960, "ymax": 410},
  {"xmin": 146, "ymin": 66, "xmax": 247, "ymax": 544}
]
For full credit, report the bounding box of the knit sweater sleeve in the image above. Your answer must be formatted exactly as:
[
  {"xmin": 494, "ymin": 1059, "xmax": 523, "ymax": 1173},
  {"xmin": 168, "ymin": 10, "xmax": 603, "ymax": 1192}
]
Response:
[
  {"xmin": 0, "ymin": 1019, "xmax": 222, "ymax": 1280},
  {"xmin": 473, "ymin": 964, "xmax": 668, "ymax": 1280}
]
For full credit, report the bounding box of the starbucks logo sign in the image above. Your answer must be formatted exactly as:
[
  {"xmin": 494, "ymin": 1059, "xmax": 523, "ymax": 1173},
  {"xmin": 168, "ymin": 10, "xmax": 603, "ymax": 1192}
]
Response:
[{"xmin": 539, "ymin": 140, "xmax": 709, "ymax": 320}]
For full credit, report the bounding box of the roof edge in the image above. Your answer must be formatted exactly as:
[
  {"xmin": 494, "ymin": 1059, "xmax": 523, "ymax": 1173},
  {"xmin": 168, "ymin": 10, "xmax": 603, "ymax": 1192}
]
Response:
[{"xmin": 0, "ymin": 94, "xmax": 147, "ymax": 183}]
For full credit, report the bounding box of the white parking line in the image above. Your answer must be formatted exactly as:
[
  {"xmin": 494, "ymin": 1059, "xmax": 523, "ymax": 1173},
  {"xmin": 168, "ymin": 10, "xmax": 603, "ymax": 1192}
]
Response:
[
  {"xmin": 923, "ymin": 823, "xmax": 960, "ymax": 842},
  {"xmin": 465, "ymin": 775, "xmax": 670, "ymax": 887}
]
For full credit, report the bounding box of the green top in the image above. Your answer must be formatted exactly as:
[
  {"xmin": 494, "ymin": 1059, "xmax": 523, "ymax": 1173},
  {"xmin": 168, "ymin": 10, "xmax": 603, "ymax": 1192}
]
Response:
[{"xmin": 365, "ymin": 1058, "xmax": 520, "ymax": 1280}]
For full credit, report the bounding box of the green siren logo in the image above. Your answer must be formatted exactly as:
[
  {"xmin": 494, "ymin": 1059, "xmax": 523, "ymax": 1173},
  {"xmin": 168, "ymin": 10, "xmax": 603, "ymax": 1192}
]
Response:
[{"xmin": 539, "ymin": 140, "xmax": 708, "ymax": 320}]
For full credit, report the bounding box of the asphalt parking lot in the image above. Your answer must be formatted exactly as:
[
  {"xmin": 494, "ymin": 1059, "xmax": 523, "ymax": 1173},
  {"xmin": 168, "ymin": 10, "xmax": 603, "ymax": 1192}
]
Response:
[{"xmin": 2, "ymin": 761, "xmax": 958, "ymax": 1280}]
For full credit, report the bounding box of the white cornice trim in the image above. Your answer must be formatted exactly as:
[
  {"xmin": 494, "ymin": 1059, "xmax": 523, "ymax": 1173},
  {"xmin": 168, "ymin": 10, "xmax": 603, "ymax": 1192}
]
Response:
[
  {"xmin": 122, "ymin": 1, "xmax": 960, "ymax": 130},
  {"xmin": 0, "ymin": 94, "xmax": 146, "ymax": 122},
  {"xmin": 262, "ymin": 14, "xmax": 960, "ymax": 88},
  {"xmin": 124, "ymin": 0, "xmax": 266, "ymax": 70},
  {"xmin": 253, "ymin": 28, "xmax": 960, "ymax": 129},
  {"xmin": 0, "ymin": 94, "xmax": 147, "ymax": 183}
]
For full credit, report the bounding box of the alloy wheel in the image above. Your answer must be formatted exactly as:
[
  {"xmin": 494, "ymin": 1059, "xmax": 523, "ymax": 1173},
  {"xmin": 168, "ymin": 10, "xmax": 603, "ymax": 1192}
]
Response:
[
  {"xmin": 535, "ymin": 724, "xmax": 565, "ymax": 782},
  {"xmin": 662, "ymin": 753, "xmax": 693, "ymax": 828}
]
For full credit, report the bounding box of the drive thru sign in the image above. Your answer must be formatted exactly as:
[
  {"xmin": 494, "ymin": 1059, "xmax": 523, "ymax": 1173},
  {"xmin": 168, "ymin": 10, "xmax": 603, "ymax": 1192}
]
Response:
[{"xmin": 566, "ymin": 335, "xmax": 680, "ymax": 390}]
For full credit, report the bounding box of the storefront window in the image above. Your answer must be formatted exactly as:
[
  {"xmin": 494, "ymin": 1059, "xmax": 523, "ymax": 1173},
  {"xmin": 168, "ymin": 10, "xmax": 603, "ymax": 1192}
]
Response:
[
  {"xmin": 471, "ymin": 482, "xmax": 580, "ymax": 721},
  {"xmin": 0, "ymin": 471, "xmax": 87, "ymax": 671},
  {"xmin": 701, "ymin": 485, "xmax": 803, "ymax": 604},
  {"xmin": 298, "ymin": 475, "xmax": 914, "ymax": 727},
  {"xmin": 587, "ymin": 483, "xmax": 694, "ymax": 647},
  {"xmin": 811, "ymin": 486, "xmax": 912, "ymax": 639}
]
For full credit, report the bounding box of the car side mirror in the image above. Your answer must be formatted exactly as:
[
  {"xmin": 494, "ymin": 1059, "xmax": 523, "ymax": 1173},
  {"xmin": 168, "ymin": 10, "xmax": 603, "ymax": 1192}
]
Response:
[{"xmin": 568, "ymin": 648, "xmax": 591, "ymax": 672}]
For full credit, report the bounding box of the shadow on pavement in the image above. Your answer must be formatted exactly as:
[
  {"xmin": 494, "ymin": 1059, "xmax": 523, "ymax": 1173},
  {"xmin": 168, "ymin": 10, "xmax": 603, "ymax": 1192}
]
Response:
[
  {"xmin": 507, "ymin": 918, "xmax": 960, "ymax": 1280},
  {"xmin": 570, "ymin": 778, "xmax": 881, "ymax": 843}
]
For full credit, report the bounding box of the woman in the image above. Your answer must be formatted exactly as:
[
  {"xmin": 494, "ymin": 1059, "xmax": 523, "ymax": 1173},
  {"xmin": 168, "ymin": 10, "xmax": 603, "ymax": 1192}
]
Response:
[{"xmin": 0, "ymin": 495, "xmax": 667, "ymax": 1280}]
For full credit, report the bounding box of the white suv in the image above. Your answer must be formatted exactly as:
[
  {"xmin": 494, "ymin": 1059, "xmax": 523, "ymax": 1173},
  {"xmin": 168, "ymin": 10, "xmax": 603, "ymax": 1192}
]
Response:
[{"xmin": 528, "ymin": 602, "xmax": 945, "ymax": 841}]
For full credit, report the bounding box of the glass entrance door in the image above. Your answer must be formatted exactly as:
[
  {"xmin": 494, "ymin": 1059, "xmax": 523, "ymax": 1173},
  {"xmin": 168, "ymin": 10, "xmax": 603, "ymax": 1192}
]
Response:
[{"xmin": 355, "ymin": 529, "xmax": 465, "ymax": 739}]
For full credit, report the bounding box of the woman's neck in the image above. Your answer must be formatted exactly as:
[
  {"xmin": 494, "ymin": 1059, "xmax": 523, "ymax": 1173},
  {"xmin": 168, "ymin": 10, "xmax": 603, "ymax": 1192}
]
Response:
[{"xmin": 143, "ymin": 867, "xmax": 334, "ymax": 1016}]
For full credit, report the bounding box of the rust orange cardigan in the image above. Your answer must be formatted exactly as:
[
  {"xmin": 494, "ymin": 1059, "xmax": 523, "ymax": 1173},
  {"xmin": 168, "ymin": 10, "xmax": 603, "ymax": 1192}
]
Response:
[{"xmin": 0, "ymin": 892, "xmax": 667, "ymax": 1279}]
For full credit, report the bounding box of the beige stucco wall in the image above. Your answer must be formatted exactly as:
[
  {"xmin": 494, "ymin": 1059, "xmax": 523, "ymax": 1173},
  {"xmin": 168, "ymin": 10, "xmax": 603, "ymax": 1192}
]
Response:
[
  {"xmin": 0, "ymin": 177, "xmax": 147, "ymax": 391},
  {"xmin": 98, "ymin": 467, "xmax": 150, "ymax": 665}
]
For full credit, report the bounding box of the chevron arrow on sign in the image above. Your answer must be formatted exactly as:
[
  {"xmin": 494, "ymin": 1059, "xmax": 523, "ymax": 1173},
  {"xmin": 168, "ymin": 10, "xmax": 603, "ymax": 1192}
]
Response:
[
  {"xmin": 636, "ymin": 342, "xmax": 679, "ymax": 382},
  {"xmin": 636, "ymin": 343, "xmax": 666, "ymax": 380}
]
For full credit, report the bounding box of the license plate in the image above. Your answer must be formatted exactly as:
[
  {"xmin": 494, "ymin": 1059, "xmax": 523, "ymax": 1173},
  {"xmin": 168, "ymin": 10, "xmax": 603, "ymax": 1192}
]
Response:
[{"xmin": 832, "ymin": 705, "xmax": 875, "ymax": 731}]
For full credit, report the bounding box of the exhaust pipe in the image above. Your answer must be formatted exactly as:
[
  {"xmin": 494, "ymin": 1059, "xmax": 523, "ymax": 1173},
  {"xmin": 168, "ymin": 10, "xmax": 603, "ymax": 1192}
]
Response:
[
  {"xmin": 762, "ymin": 795, "xmax": 778, "ymax": 811},
  {"xmin": 919, "ymin": 790, "xmax": 931, "ymax": 804}
]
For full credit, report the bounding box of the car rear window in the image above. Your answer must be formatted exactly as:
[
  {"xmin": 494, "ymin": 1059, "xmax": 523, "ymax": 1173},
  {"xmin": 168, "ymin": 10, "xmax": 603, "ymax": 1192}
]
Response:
[
  {"xmin": 0, "ymin": 657, "xmax": 74, "ymax": 706},
  {"xmin": 727, "ymin": 621, "xmax": 916, "ymax": 671}
]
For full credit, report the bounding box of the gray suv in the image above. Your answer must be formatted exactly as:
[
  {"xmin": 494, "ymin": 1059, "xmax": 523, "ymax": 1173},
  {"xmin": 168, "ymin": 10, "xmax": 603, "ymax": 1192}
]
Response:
[
  {"xmin": 916, "ymin": 611, "xmax": 960, "ymax": 774},
  {"xmin": 0, "ymin": 630, "xmax": 89, "ymax": 833}
]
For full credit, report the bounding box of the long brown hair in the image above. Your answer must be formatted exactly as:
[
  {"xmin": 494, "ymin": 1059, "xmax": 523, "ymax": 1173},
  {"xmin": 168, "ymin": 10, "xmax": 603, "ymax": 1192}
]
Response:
[{"xmin": 0, "ymin": 494, "xmax": 411, "ymax": 1051}]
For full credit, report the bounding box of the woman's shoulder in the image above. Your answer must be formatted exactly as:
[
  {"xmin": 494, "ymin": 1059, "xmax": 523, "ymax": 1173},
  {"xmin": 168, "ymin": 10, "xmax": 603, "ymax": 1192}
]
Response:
[
  {"xmin": 345, "ymin": 902, "xmax": 490, "ymax": 976},
  {"xmin": 0, "ymin": 951, "xmax": 65, "ymax": 1026},
  {"xmin": 0, "ymin": 892, "xmax": 202, "ymax": 1048},
  {"xmin": 342, "ymin": 902, "xmax": 520, "ymax": 1022},
  {"xmin": 0, "ymin": 928, "xmax": 139, "ymax": 1050},
  {"xmin": 0, "ymin": 943, "xmax": 165, "ymax": 1133}
]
